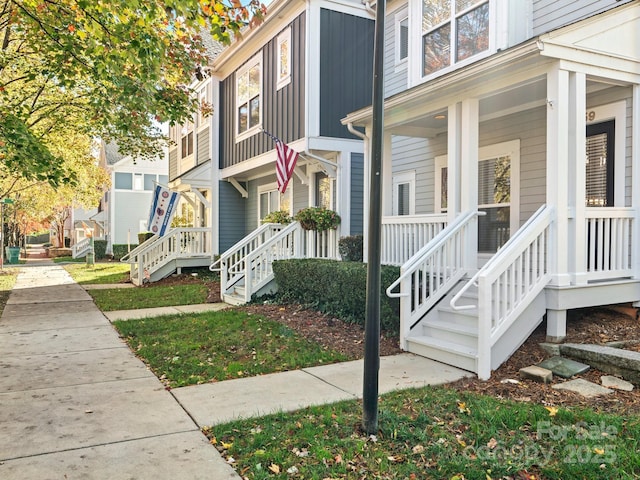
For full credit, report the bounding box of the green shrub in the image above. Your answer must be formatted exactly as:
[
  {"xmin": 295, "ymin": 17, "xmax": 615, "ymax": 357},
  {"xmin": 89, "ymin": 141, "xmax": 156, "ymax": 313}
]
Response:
[
  {"xmin": 338, "ymin": 235, "xmax": 363, "ymax": 262},
  {"xmin": 138, "ymin": 232, "xmax": 154, "ymax": 244},
  {"xmin": 93, "ymin": 240, "xmax": 107, "ymax": 259},
  {"xmin": 272, "ymin": 259, "xmax": 400, "ymax": 334},
  {"xmin": 112, "ymin": 244, "xmax": 137, "ymax": 260}
]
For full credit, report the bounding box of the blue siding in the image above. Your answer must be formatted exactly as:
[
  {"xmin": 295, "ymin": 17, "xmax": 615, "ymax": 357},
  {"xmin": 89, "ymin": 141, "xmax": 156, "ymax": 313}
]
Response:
[
  {"xmin": 218, "ymin": 180, "xmax": 247, "ymax": 252},
  {"xmin": 319, "ymin": 9, "xmax": 374, "ymax": 139},
  {"xmin": 220, "ymin": 13, "xmax": 306, "ymax": 168},
  {"xmin": 350, "ymin": 153, "xmax": 364, "ymax": 235}
]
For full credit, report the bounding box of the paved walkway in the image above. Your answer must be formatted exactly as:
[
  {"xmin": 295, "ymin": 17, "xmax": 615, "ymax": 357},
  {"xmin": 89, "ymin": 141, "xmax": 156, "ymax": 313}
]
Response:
[{"xmin": 0, "ymin": 263, "xmax": 471, "ymax": 479}]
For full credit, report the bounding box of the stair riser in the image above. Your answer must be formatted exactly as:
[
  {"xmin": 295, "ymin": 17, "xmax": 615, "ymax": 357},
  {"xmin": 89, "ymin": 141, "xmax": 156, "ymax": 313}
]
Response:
[
  {"xmin": 421, "ymin": 326, "xmax": 478, "ymax": 349},
  {"xmin": 406, "ymin": 340, "xmax": 477, "ymax": 373},
  {"xmin": 436, "ymin": 310, "xmax": 478, "ymax": 329}
]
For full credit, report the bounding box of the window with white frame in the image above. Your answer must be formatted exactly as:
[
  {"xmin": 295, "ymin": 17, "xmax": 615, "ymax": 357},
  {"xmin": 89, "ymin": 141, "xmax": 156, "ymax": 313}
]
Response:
[
  {"xmin": 181, "ymin": 118, "xmax": 194, "ymax": 159},
  {"xmin": 276, "ymin": 28, "xmax": 291, "ymax": 90},
  {"xmin": 395, "ymin": 9, "xmax": 409, "ymax": 67},
  {"xmin": 198, "ymin": 83, "xmax": 211, "ymax": 129},
  {"xmin": 315, "ymin": 172, "xmax": 335, "ymax": 210},
  {"xmin": 393, "ymin": 171, "xmax": 415, "ymax": 215},
  {"xmin": 236, "ymin": 54, "xmax": 262, "ymax": 139},
  {"xmin": 133, "ymin": 173, "xmax": 144, "ymax": 191},
  {"xmin": 422, "ymin": 0, "xmax": 490, "ymax": 77},
  {"xmin": 258, "ymin": 184, "xmax": 291, "ymax": 222}
]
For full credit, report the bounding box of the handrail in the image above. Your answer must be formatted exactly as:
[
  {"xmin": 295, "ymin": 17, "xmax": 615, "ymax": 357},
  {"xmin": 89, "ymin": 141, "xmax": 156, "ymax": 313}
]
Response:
[
  {"xmin": 72, "ymin": 237, "xmax": 91, "ymax": 258},
  {"xmin": 450, "ymin": 204, "xmax": 550, "ymax": 311},
  {"xmin": 209, "ymin": 223, "xmax": 275, "ymax": 272},
  {"xmin": 120, "ymin": 234, "xmax": 159, "ymax": 263},
  {"xmin": 386, "ymin": 210, "xmax": 484, "ymax": 298}
]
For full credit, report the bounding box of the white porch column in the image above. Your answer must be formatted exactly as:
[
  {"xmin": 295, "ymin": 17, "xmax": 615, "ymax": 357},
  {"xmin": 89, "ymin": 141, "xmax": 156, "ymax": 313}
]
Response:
[
  {"xmin": 546, "ymin": 65, "xmax": 571, "ymax": 287},
  {"xmin": 210, "ymin": 78, "xmax": 220, "ymax": 255},
  {"xmin": 447, "ymin": 102, "xmax": 462, "ymax": 221},
  {"xmin": 460, "ymin": 99, "xmax": 479, "ymax": 269},
  {"xmin": 633, "ymin": 84, "xmax": 640, "ymax": 283},
  {"xmin": 362, "ymin": 125, "xmax": 373, "ymax": 261},
  {"xmin": 382, "ymin": 130, "xmax": 393, "ymax": 217},
  {"xmin": 568, "ymin": 71, "xmax": 587, "ymax": 286}
]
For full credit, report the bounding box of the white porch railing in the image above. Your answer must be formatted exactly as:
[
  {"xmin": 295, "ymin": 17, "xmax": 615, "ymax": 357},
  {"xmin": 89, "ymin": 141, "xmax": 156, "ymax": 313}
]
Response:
[
  {"xmin": 386, "ymin": 211, "xmax": 480, "ymax": 349},
  {"xmin": 451, "ymin": 205, "xmax": 553, "ymax": 380},
  {"xmin": 124, "ymin": 228, "xmax": 211, "ymax": 285},
  {"xmin": 212, "ymin": 222, "xmax": 340, "ymax": 303},
  {"xmin": 381, "ymin": 214, "xmax": 448, "ymax": 266},
  {"xmin": 72, "ymin": 237, "xmax": 91, "ymax": 258},
  {"xmin": 585, "ymin": 208, "xmax": 634, "ymax": 281}
]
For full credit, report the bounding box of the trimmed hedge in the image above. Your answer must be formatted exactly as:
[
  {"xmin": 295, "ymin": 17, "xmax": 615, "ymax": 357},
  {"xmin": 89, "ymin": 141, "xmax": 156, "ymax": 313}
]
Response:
[
  {"xmin": 94, "ymin": 240, "xmax": 107, "ymax": 259},
  {"xmin": 272, "ymin": 258, "xmax": 400, "ymax": 335},
  {"xmin": 92, "ymin": 241, "xmax": 137, "ymax": 260}
]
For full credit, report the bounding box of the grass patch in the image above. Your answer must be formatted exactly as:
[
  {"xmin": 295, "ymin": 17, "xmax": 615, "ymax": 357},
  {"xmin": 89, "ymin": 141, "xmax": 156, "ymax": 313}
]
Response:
[
  {"xmin": 0, "ymin": 269, "xmax": 17, "ymax": 315},
  {"xmin": 89, "ymin": 283, "xmax": 208, "ymax": 311},
  {"xmin": 63, "ymin": 262, "xmax": 130, "ymax": 284},
  {"xmin": 54, "ymin": 256, "xmax": 85, "ymax": 263},
  {"xmin": 112, "ymin": 309, "xmax": 349, "ymax": 387},
  {"xmin": 208, "ymin": 386, "xmax": 640, "ymax": 479}
]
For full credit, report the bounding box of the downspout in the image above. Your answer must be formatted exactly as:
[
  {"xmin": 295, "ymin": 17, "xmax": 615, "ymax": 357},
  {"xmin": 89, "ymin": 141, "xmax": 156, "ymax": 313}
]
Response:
[{"xmin": 362, "ymin": 1, "xmax": 376, "ymax": 15}]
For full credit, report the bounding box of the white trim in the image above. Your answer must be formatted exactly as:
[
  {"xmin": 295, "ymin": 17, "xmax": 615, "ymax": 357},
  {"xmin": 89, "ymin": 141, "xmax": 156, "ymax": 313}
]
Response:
[
  {"xmin": 394, "ymin": 7, "xmax": 408, "ymax": 72},
  {"xmin": 257, "ymin": 182, "xmax": 292, "ymax": 222},
  {"xmin": 276, "ymin": 28, "xmax": 292, "ymax": 90},
  {"xmin": 235, "ymin": 52, "xmax": 263, "ymax": 143},
  {"xmin": 197, "ymin": 80, "xmax": 211, "ymax": 132},
  {"xmin": 306, "ymin": 4, "xmax": 321, "ymax": 138},
  {"xmin": 392, "ymin": 170, "xmax": 415, "ymax": 215},
  {"xmin": 585, "ymin": 101, "xmax": 626, "ymax": 207},
  {"xmin": 435, "ymin": 139, "xmax": 521, "ymax": 240}
]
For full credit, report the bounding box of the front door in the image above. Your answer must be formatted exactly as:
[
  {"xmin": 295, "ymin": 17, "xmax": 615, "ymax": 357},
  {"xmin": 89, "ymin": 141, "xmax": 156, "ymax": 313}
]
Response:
[{"xmin": 586, "ymin": 120, "xmax": 615, "ymax": 207}]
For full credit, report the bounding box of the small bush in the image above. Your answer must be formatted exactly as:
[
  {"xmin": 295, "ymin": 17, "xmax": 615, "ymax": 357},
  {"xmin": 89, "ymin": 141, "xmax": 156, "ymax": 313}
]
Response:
[
  {"xmin": 138, "ymin": 232, "xmax": 154, "ymax": 244},
  {"xmin": 93, "ymin": 240, "xmax": 107, "ymax": 259},
  {"xmin": 272, "ymin": 259, "xmax": 400, "ymax": 335},
  {"xmin": 112, "ymin": 244, "xmax": 137, "ymax": 260},
  {"xmin": 338, "ymin": 235, "xmax": 363, "ymax": 262}
]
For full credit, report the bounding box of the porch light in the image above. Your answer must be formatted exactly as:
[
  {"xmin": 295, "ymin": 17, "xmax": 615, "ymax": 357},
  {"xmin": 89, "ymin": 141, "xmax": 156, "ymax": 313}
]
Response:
[{"xmin": 434, "ymin": 114, "xmax": 446, "ymax": 120}]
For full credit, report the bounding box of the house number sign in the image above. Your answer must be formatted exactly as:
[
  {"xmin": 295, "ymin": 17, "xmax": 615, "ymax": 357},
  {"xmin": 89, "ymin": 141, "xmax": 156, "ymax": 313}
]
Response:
[{"xmin": 586, "ymin": 110, "xmax": 596, "ymax": 122}]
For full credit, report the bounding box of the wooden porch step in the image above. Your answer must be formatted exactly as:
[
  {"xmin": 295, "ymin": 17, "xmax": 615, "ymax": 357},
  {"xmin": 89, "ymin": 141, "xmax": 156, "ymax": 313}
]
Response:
[
  {"xmin": 406, "ymin": 336, "xmax": 478, "ymax": 373},
  {"xmin": 421, "ymin": 319, "xmax": 478, "ymax": 348}
]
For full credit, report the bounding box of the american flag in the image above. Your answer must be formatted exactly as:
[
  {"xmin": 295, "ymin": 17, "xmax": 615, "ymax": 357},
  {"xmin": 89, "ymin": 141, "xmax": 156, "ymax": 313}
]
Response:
[{"xmin": 264, "ymin": 130, "xmax": 299, "ymax": 193}]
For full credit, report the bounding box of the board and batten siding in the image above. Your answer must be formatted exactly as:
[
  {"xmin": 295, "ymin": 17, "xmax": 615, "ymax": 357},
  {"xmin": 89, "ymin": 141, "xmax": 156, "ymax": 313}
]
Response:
[
  {"xmin": 220, "ymin": 13, "xmax": 306, "ymax": 168},
  {"xmin": 218, "ymin": 180, "xmax": 247, "ymax": 252},
  {"xmin": 350, "ymin": 153, "xmax": 364, "ymax": 235},
  {"xmin": 532, "ymin": 0, "xmax": 634, "ymax": 35},
  {"xmin": 319, "ymin": 9, "xmax": 375, "ymax": 139}
]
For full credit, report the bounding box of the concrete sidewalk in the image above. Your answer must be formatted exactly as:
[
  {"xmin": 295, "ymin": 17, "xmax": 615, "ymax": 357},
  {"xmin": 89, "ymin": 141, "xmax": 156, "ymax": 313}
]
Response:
[{"xmin": 0, "ymin": 264, "xmax": 472, "ymax": 479}]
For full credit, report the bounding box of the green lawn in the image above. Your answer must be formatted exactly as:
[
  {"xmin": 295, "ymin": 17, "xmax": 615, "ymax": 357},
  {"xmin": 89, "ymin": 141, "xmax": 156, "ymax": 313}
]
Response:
[
  {"xmin": 112, "ymin": 309, "xmax": 349, "ymax": 387},
  {"xmin": 89, "ymin": 283, "xmax": 209, "ymax": 311},
  {"xmin": 63, "ymin": 262, "xmax": 130, "ymax": 284},
  {"xmin": 208, "ymin": 386, "xmax": 640, "ymax": 480}
]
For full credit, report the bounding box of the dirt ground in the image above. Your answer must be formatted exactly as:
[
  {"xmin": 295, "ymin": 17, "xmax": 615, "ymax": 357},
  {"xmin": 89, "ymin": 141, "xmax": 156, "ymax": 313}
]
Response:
[{"xmin": 159, "ymin": 273, "xmax": 640, "ymax": 414}]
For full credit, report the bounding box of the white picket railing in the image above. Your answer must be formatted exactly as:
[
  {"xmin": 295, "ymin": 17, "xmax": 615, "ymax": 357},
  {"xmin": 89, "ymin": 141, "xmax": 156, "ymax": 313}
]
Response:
[
  {"xmin": 386, "ymin": 211, "xmax": 480, "ymax": 349},
  {"xmin": 381, "ymin": 214, "xmax": 448, "ymax": 266},
  {"xmin": 585, "ymin": 208, "xmax": 633, "ymax": 281},
  {"xmin": 125, "ymin": 228, "xmax": 211, "ymax": 285},
  {"xmin": 450, "ymin": 205, "xmax": 552, "ymax": 380},
  {"xmin": 303, "ymin": 228, "xmax": 340, "ymax": 259},
  {"xmin": 72, "ymin": 237, "xmax": 91, "ymax": 258}
]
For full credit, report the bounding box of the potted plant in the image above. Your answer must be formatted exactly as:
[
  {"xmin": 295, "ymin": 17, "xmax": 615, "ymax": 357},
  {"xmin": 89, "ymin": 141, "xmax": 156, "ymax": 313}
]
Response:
[
  {"xmin": 261, "ymin": 210, "xmax": 292, "ymax": 224},
  {"xmin": 294, "ymin": 207, "xmax": 341, "ymax": 231}
]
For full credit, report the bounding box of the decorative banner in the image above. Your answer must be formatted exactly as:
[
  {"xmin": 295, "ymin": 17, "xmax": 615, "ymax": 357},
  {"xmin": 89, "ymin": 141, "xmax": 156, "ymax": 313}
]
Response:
[{"xmin": 147, "ymin": 185, "xmax": 179, "ymax": 237}]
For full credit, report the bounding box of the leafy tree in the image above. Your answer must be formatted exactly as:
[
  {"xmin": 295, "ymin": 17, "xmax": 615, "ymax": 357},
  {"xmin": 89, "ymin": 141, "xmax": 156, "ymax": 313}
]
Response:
[{"xmin": 0, "ymin": 0, "xmax": 265, "ymax": 189}]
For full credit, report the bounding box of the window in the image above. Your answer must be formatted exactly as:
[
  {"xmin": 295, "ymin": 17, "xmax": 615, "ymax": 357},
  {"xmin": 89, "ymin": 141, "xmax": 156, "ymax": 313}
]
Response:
[
  {"xmin": 258, "ymin": 183, "xmax": 291, "ymax": 221},
  {"xmin": 393, "ymin": 171, "xmax": 415, "ymax": 215},
  {"xmin": 114, "ymin": 172, "xmax": 132, "ymax": 190},
  {"xmin": 276, "ymin": 28, "xmax": 291, "ymax": 90},
  {"xmin": 181, "ymin": 118, "xmax": 194, "ymax": 159},
  {"xmin": 133, "ymin": 173, "xmax": 144, "ymax": 191},
  {"xmin": 422, "ymin": 0, "xmax": 489, "ymax": 77},
  {"xmin": 236, "ymin": 54, "xmax": 262, "ymax": 139},
  {"xmin": 144, "ymin": 174, "xmax": 156, "ymax": 191},
  {"xmin": 585, "ymin": 121, "xmax": 614, "ymax": 207},
  {"xmin": 315, "ymin": 172, "xmax": 334, "ymax": 209},
  {"xmin": 395, "ymin": 9, "xmax": 409, "ymax": 66}
]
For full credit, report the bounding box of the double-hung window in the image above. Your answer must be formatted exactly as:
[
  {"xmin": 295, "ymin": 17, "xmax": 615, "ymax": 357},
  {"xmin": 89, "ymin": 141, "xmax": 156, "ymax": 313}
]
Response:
[
  {"xmin": 198, "ymin": 83, "xmax": 211, "ymax": 129},
  {"xmin": 395, "ymin": 9, "xmax": 409, "ymax": 68},
  {"xmin": 422, "ymin": 0, "xmax": 490, "ymax": 77},
  {"xmin": 236, "ymin": 54, "xmax": 262, "ymax": 139},
  {"xmin": 181, "ymin": 118, "xmax": 194, "ymax": 159},
  {"xmin": 276, "ymin": 28, "xmax": 291, "ymax": 90}
]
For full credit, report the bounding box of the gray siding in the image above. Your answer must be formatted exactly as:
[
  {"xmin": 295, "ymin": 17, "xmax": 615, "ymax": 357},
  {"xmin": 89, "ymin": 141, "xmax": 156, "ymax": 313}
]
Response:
[
  {"xmin": 319, "ymin": 9, "xmax": 375, "ymax": 139},
  {"xmin": 197, "ymin": 128, "xmax": 209, "ymax": 165},
  {"xmin": 384, "ymin": 6, "xmax": 408, "ymax": 98},
  {"xmin": 350, "ymin": 153, "xmax": 364, "ymax": 235},
  {"xmin": 218, "ymin": 180, "xmax": 247, "ymax": 252},
  {"xmin": 169, "ymin": 149, "xmax": 178, "ymax": 181},
  {"xmin": 113, "ymin": 191, "xmax": 153, "ymax": 244},
  {"xmin": 220, "ymin": 13, "xmax": 306, "ymax": 168},
  {"xmin": 532, "ymin": 0, "xmax": 634, "ymax": 35},
  {"xmin": 291, "ymin": 174, "xmax": 309, "ymax": 213}
]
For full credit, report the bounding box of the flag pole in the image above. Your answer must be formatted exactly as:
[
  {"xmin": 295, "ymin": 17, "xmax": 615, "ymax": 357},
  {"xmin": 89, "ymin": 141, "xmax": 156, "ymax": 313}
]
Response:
[{"xmin": 362, "ymin": 0, "xmax": 386, "ymax": 436}]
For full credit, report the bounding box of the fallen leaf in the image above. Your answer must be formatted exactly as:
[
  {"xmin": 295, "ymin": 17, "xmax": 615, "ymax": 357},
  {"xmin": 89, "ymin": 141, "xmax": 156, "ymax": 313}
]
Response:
[
  {"xmin": 221, "ymin": 441, "xmax": 233, "ymax": 449},
  {"xmin": 268, "ymin": 463, "xmax": 280, "ymax": 474},
  {"xmin": 412, "ymin": 444, "xmax": 425, "ymax": 454},
  {"xmin": 594, "ymin": 447, "xmax": 605, "ymax": 455},
  {"xmin": 487, "ymin": 438, "xmax": 498, "ymax": 450},
  {"xmin": 457, "ymin": 402, "xmax": 470, "ymax": 414},
  {"xmin": 545, "ymin": 406, "xmax": 558, "ymax": 417}
]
